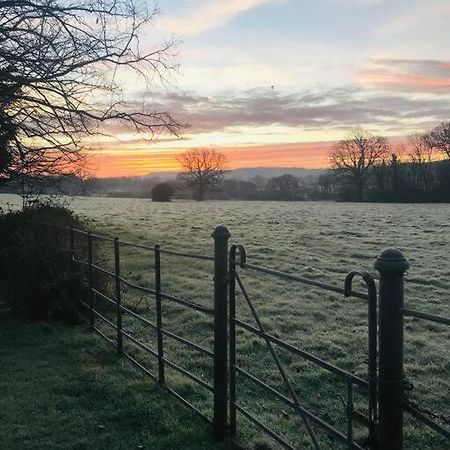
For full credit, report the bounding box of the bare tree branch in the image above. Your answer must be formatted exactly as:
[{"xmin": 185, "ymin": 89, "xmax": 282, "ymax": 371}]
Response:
[{"xmin": 0, "ymin": 0, "xmax": 183, "ymax": 192}]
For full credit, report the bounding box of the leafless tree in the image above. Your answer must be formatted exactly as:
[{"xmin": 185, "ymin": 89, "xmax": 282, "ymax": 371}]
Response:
[
  {"xmin": 266, "ymin": 174, "xmax": 299, "ymax": 200},
  {"xmin": 407, "ymin": 133, "xmax": 436, "ymax": 193},
  {"xmin": 427, "ymin": 121, "xmax": 450, "ymax": 159},
  {"xmin": 0, "ymin": 0, "xmax": 182, "ymax": 194},
  {"xmin": 329, "ymin": 129, "xmax": 390, "ymax": 201},
  {"xmin": 177, "ymin": 149, "xmax": 227, "ymax": 201}
]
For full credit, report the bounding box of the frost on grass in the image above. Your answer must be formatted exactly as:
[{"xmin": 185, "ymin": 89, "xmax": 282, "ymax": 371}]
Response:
[{"xmin": 1, "ymin": 194, "xmax": 448, "ymax": 449}]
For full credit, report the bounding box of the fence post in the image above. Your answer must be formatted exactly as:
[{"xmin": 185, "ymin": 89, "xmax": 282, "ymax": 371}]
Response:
[
  {"xmin": 212, "ymin": 225, "xmax": 231, "ymax": 441},
  {"xmin": 374, "ymin": 248, "xmax": 409, "ymax": 450},
  {"xmin": 69, "ymin": 227, "xmax": 74, "ymax": 269},
  {"xmin": 228, "ymin": 247, "xmax": 237, "ymax": 439},
  {"xmin": 155, "ymin": 244, "xmax": 165, "ymax": 385},
  {"xmin": 114, "ymin": 237, "xmax": 123, "ymax": 353},
  {"xmin": 87, "ymin": 231, "xmax": 95, "ymax": 328}
]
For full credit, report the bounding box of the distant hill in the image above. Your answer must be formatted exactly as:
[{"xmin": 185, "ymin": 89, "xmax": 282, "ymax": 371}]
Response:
[
  {"xmin": 144, "ymin": 167, "xmax": 325, "ymax": 181},
  {"xmin": 225, "ymin": 167, "xmax": 325, "ymax": 179}
]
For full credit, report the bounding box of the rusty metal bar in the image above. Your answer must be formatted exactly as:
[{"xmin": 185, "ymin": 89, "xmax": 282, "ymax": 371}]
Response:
[
  {"xmin": 93, "ymin": 326, "xmax": 116, "ymax": 346},
  {"xmin": 122, "ymin": 351, "xmax": 157, "ymax": 381},
  {"xmin": 161, "ymin": 328, "xmax": 213, "ymax": 357},
  {"xmin": 155, "ymin": 244, "xmax": 165, "ymax": 385},
  {"xmin": 119, "ymin": 276, "xmax": 156, "ymax": 295},
  {"xmin": 159, "ymin": 247, "xmax": 214, "ymax": 261},
  {"xmin": 166, "ymin": 386, "xmax": 212, "ymax": 425},
  {"xmin": 163, "ymin": 358, "xmax": 214, "ymax": 392},
  {"xmin": 92, "ymin": 308, "xmax": 117, "ymax": 329},
  {"xmin": 401, "ymin": 308, "xmax": 450, "ymax": 325},
  {"xmin": 121, "ymin": 329, "xmax": 158, "ymax": 357},
  {"xmin": 236, "ymin": 404, "xmax": 297, "ymax": 450},
  {"xmin": 346, "ymin": 379, "xmax": 354, "ymax": 449},
  {"xmin": 119, "ymin": 304, "xmax": 157, "ymax": 330},
  {"xmin": 241, "ymin": 262, "xmax": 369, "ymax": 301},
  {"xmin": 160, "ymin": 291, "xmax": 213, "ymax": 315},
  {"xmin": 87, "ymin": 232, "xmax": 95, "ymax": 328},
  {"xmin": 119, "ymin": 240, "xmax": 155, "ymax": 252},
  {"xmin": 404, "ymin": 402, "xmax": 450, "ymax": 439},
  {"xmin": 91, "ymin": 288, "xmax": 116, "ymax": 307},
  {"xmin": 114, "ymin": 237, "xmax": 123, "ymax": 353}
]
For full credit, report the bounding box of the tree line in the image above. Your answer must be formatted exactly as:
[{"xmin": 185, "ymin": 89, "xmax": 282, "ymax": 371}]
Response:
[{"xmin": 327, "ymin": 122, "xmax": 450, "ymax": 202}]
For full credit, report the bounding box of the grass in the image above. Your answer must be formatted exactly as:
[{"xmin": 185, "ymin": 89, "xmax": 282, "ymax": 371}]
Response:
[
  {"xmin": 0, "ymin": 317, "xmax": 230, "ymax": 450},
  {"xmin": 1, "ymin": 195, "xmax": 449, "ymax": 449}
]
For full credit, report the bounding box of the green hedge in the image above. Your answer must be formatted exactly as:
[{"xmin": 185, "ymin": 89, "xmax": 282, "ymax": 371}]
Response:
[{"xmin": 0, "ymin": 201, "xmax": 87, "ymax": 323}]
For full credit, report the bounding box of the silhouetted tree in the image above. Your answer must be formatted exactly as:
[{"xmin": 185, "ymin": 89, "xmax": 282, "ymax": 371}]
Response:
[
  {"xmin": 221, "ymin": 179, "xmax": 258, "ymax": 199},
  {"xmin": 407, "ymin": 133, "xmax": 436, "ymax": 196},
  {"xmin": 329, "ymin": 129, "xmax": 390, "ymax": 201},
  {"xmin": 427, "ymin": 121, "xmax": 450, "ymax": 159},
  {"xmin": 0, "ymin": 0, "xmax": 181, "ymax": 193},
  {"xmin": 177, "ymin": 149, "xmax": 226, "ymax": 201},
  {"xmin": 151, "ymin": 182, "xmax": 174, "ymax": 202},
  {"xmin": 317, "ymin": 173, "xmax": 336, "ymax": 198},
  {"xmin": 266, "ymin": 174, "xmax": 300, "ymax": 200}
]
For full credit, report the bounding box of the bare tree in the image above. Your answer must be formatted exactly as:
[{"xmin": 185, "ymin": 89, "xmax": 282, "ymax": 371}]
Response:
[
  {"xmin": 407, "ymin": 133, "xmax": 436, "ymax": 193},
  {"xmin": 266, "ymin": 174, "xmax": 299, "ymax": 200},
  {"xmin": 177, "ymin": 149, "xmax": 227, "ymax": 201},
  {"xmin": 427, "ymin": 121, "xmax": 450, "ymax": 159},
  {"xmin": 0, "ymin": 0, "xmax": 182, "ymax": 194},
  {"xmin": 329, "ymin": 129, "xmax": 390, "ymax": 201}
]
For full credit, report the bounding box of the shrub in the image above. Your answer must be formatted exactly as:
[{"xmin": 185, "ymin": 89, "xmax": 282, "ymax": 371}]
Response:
[
  {"xmin": 0, "ymin": 200, "xmax": 90, "ymax": 323},
  {"xmin": 151, "ymin": 182, "xmax": 174, "ymax": 202}
]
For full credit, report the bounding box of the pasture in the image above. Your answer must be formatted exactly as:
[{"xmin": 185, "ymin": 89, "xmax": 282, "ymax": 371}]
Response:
[{"xmin": 1, "ymin": 194, "xmax": 449, "ymax": 449}]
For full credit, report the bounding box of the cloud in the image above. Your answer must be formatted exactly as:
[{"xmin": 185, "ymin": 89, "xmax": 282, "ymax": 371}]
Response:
[
  {"xmin": 329, "ymin": 0, "xmax": 384, "ymax": 5},
  {"xmin": 160, "ymin": 0, "xmax": 282, "ymax": 35},
  {"xmin": 357, "ymin": 59, "xmax": 450, "ymax": 93},
  {"xmin": 90, "ymin": 81, "xmax": 450, "ymax": 149},
  {"xmin": 375, "ymin": 1, "xmax": 450, "ymax": 37},
  {"xmin": 147, "ymin": 85, "xmax": 450, "ymax": 135}
]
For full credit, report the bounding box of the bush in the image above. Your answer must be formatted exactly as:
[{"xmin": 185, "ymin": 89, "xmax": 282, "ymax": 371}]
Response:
[
  {"xmin": 151, "ymin": 182, "xmax": 174, "ymax": 202},
  {"xmin": 0, "ymin": 200, "xmax": 90, "ymax": 323}
]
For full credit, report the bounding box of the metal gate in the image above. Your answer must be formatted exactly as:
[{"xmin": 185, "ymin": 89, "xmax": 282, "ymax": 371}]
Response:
[{"xmin": 228, "ymin": 244, "xmax": 378, "ymax": 449}]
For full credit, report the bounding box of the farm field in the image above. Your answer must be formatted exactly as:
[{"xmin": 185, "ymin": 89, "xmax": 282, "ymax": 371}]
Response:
[{"xmin": 1, "ymin": 194, "xmax": 449, "ymax": 449}]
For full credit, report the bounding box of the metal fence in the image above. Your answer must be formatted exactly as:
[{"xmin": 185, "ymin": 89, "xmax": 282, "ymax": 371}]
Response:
[{"xmin": 62, "ymin": 224, "xmax": 449, "ymax": 450}]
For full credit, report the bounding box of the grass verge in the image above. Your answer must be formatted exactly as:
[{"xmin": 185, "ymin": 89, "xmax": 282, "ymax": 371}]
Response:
[{"xmin": 0, "ymin": 317, "xmax": 229, "ymax": 450}]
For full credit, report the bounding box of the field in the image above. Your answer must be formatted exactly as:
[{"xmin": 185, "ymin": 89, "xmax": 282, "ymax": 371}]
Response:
[{"xmin": 1, "ymin": 194, "xmax": 449, "ymax": 449}]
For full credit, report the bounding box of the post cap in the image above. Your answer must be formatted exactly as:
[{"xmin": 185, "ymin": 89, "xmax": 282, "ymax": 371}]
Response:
[
  {"xmin": 211, "ymin": 225, "xmax": 231, "ymax": 240},
  {"xmin": 374, "ymin": 248, "xmax": 410, "ymax": 273}
]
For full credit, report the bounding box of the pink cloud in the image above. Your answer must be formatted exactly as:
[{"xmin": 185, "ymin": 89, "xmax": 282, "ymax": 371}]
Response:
[{"xmin": 357, "ymin": 59, "xmax": 450, "ymax": 93}]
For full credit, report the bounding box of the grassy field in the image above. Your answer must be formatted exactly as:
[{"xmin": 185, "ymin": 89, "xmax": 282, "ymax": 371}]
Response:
[
  {"xmin": 1, "ymin": 194, "xmax": 449, "ymax": 449},
  {"xmin": 0, "ymin": 318, "xmax": 229, "ymax": 450}
]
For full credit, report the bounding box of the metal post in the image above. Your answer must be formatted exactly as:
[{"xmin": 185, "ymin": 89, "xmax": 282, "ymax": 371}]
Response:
[
  {"xmin": 114, "ymin": 237, "xmax": 123, "ymax": 353},
  {"xmin": 212, "ymin": 225, "xmax": 231, "ymax": 441},
  {"xmin": 374, "ymin": 248, "xmax": 410, "ymax": 450},
  {"xmin": 69, "ymin": 227, "xmax": 74, "ymax": 269},
  {"xmin": 229, "ymin": 246, "xmax": 237, "ymax": 438},
  {"xmin": 155, "ymin": 244, "xmax": 165, "ymax": 385},
  {"xmin": 87, "ymin": 231, "xmax": 95, "ymax": 328}
]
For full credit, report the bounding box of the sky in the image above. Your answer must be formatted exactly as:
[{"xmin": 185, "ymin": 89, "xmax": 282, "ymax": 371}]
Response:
[{"xmin": 88, "ymin": 0, "xmax": 450, "ymax": 177}]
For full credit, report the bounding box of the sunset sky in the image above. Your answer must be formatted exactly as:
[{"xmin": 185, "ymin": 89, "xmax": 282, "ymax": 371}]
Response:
[{"xmin": 89, "ymin": 0, "xmax": 450, "ymax": 177}]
